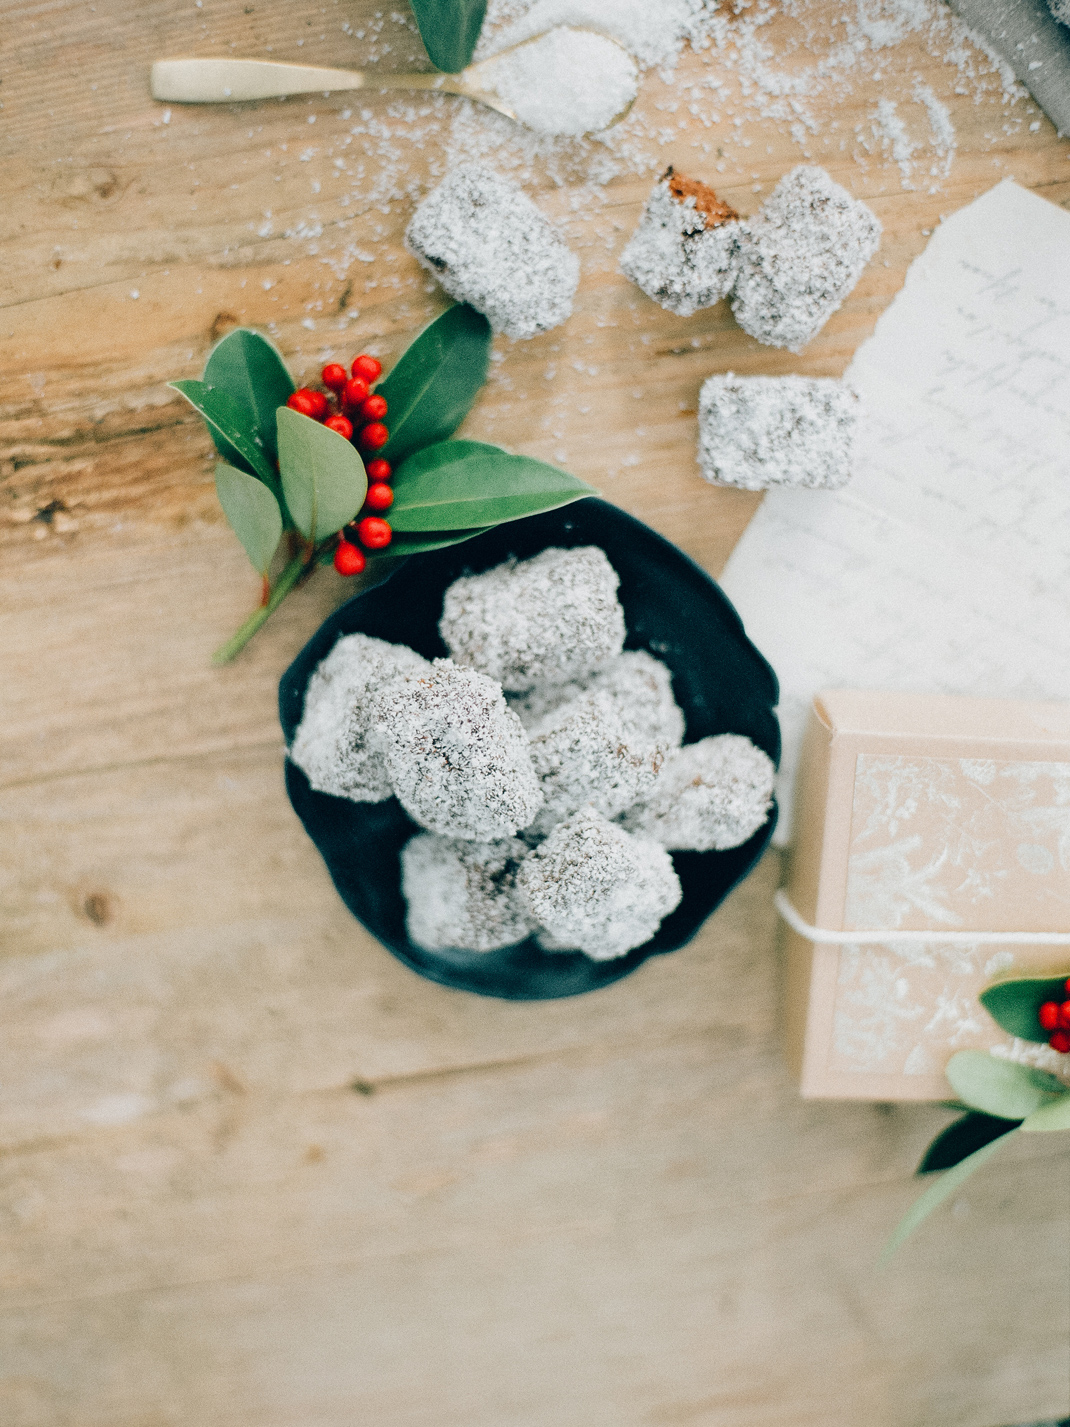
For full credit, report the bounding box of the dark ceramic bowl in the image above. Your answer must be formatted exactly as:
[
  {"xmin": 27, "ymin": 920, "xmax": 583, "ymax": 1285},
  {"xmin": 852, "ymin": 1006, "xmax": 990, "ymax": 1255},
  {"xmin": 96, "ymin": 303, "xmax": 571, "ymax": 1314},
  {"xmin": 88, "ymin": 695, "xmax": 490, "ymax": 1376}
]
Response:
[{"xmin": 279, "ymin": 497, "xmax": 779, "ymax": 1000}]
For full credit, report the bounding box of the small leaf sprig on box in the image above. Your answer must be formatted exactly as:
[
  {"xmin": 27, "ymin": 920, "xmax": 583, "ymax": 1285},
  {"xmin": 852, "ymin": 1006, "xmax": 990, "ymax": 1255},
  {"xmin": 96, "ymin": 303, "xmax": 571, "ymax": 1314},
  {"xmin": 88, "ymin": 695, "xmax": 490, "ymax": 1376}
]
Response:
[
  {"xmin": 883, "ymin": 972, "xmax": 1070, "ymax": 1260},
  {"xmin": 170, "ymin": 304, "xmax": 595, "ymax": 664}
]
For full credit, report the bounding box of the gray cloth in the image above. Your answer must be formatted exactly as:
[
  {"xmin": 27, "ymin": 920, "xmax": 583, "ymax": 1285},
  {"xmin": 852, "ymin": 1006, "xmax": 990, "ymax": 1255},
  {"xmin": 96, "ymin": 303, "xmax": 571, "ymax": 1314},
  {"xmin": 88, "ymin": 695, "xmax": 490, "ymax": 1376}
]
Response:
[
  {"xmin": 947, "ymin": 0, "xmax": 1070, "ymax": 134},
  {"xmin": 953, "ymin": 0, "xmax": 1070, "ymax": 132}
]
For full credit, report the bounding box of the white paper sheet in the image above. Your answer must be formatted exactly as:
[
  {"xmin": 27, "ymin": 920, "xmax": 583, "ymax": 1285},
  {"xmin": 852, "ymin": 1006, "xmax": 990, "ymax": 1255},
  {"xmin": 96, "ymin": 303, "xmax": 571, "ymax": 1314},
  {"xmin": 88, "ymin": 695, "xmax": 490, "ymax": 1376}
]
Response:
[{"xmin": 719, "ymin": 180, "xmax": 1070, "ymax": 842}]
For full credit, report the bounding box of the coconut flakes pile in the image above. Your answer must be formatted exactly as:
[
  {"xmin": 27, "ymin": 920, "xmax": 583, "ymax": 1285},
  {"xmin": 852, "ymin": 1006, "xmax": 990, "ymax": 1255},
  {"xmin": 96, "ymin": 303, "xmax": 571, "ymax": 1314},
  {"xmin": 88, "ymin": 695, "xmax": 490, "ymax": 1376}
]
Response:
[
  {"xmin": 287, "ymin": 547, "xmax": 773, "ymax": 960},
  {"xmin": 482, "ymin": 26, "xmax": 640, "ymax": 137},
  {"xmin": 697, "ymin": 373, "xmax": 860, "ymax": 492},
  {"xmin": 405, "ymin": 163, "xmax": 580, "ymax": 339}
]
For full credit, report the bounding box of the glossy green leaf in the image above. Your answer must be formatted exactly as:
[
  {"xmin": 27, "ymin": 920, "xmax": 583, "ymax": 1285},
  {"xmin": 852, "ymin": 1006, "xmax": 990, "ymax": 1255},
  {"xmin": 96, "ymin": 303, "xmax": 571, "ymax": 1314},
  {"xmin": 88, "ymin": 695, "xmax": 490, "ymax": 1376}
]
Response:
[
  {"xmin": 277, "ymin": 405, "xmax": 367, "ymax": 541},
  {"xmin": 389, "ymin": 526, "xmax": 494, "ymax": 554},
  {"xmin": 391, "ymin": 440, "xmax": 596, "ymax": 531},
  {"xmin": 1021, "ymin": 1091, "xmax": 1070, "ymax": 1132},
  {"xmin": 215, "ymin": 462, "xmax": 283, "ymax": 575},
  {"xmin": 377, "ymin": 305, "xmax": 492, "ymax": 466},
  {"xmin": 916, "ymin": 1110, "xmax": 1020, "ymax": 1174},
  {"xmin": 881, "ymin": 1133, "xmax": 1014, "ymax": 1264},
  {"xmin": 204, "ymin": 328, "xmax": 294, "ymax": 461},
  {"xmin": 171, "ymin": 379, "xmax": 278, "ymax": 488},
  {"xmin": 979, "ymin": 974, "xmax": 1070, "ymax": 1042},
  {"xmin": 409, "ymin": 0, "xmax": 486, "ymax": 72},
  {"xmin": 945, "ymin": 1049, "xmax": 1065, "ymax": 1120}
]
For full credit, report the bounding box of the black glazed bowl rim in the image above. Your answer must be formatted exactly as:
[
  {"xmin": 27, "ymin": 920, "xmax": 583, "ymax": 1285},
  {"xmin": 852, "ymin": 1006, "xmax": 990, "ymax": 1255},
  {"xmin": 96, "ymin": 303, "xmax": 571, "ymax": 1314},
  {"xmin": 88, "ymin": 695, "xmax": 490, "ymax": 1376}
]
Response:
[{"xmin": 279, "ymin": 497, "xmax": 780, "ymax": 1000}]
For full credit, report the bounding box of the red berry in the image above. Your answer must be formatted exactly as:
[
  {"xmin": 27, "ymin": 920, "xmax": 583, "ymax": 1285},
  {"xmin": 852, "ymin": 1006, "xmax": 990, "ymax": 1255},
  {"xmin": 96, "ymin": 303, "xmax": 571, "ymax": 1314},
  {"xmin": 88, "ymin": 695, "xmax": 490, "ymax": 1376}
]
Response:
[
  {"xmin": 1048, "ymin": 1029, "xmax": 1070, "ymax": 1054},
  {"xmin": 333, "ymin": 540, "xmax": 366, "ymax": 576},
  {"xmin": 324, "ymin": 414, "xmax": 354, "ymax": 440},
  {"xmin": 359, "ymin": 422, "xmax": 389, "ymax": 452},
  {"xmin": 287, "ymin": 388, "xmax": 324, "ymax": 418},
  {"xmin": 359, "ymin": 393, "xmax": 388, "ymax": 422},
  {"xmin": 1059, "ymin": 1001, "xmax": 1070, "ymax": 1030},
  {"xmin": 366, "ymin": 457, "xmax": 392, "ymax": 482},
  {"xmin": 357, "ymin": 516, "xmax": 392, "ymax": 550},
  {"xmin": 1039, "ymin": 1001, "xmax": 1061, "ymax": 1031},
  {"xmin": 343, "ymin": 376, "xmax": 370, "ymax": 409},
  {"xmin": 351, "ymin": 353, "xmax": 382, "ymax": 382},
  {"xmin": 321, "ymin": 362, "xmax": 348, "ymax": 392},
  {"xmin": 364, "ymin": 481, "xmax": 394, "ymax": 511},
  {"xmin": 1065, "ymin": 977, "xmax": 1070, "ymax": 995}
]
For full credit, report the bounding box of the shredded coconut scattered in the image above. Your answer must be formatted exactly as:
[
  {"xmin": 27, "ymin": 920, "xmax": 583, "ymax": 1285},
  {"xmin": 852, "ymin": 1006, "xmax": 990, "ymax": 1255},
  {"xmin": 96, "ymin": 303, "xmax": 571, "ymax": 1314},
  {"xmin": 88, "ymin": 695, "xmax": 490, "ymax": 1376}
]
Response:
[
  {"xmin": 439, "ymin": 546, "xmax": 625, "ymax": 691},
  {"xmin": 401, "ymin": 833, "xmax": 534, "ymax": 951},
  {"xmin": 404, "ymin": 163, "xmax": 580, "ymax": 339},
  {"xmin": 731, "ymin": 166, "xmax": 882, "ymax": 352},
  {"xmin": 621, "ymin": 734, "xmax": 775, "ymax": 851},
  {"xmin": 517, "ymin": 808, "xmax": 682, "ymax": 959},
  {"xmin": 288, "ymin": 634, "xmax": 429, "ymax": 801},
  {"xmin": 483, "ymin": 27, "xmax": 639, "ymax": 136},
  {"xmin": 697, "ymin": 373, "xmax": 859, "ymax": 491},
  {"xmin": 619, "ymin": 167, "xmax": 741, "ymax": 316},
  {"xmin": 372, "ymin": 658, "xmax": 544, "ymax": 839}
]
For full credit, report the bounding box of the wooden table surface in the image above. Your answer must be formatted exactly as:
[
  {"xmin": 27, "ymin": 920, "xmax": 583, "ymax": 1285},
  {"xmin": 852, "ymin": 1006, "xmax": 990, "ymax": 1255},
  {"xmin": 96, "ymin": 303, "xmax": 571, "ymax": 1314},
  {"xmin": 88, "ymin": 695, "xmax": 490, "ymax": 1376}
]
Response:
[{"xmin": 2, "ymin": 2, "xmax": 1069, "ymax": 1423}]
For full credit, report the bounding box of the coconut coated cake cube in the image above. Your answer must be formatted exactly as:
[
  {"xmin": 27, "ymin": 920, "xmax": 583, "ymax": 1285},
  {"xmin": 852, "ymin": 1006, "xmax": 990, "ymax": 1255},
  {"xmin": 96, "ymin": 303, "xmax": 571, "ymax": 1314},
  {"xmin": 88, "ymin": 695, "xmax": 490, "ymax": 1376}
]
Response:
[
  {"xmin": 621, "ymin": 734, "xmax": 775, "ymax": 852},
  {"xmin": 619, "ymin": 167, "xmax": 741, "ymax": 317},
  {"xmin": 401, "ymin": 834, "xmax": 534, "ymax": 952}
]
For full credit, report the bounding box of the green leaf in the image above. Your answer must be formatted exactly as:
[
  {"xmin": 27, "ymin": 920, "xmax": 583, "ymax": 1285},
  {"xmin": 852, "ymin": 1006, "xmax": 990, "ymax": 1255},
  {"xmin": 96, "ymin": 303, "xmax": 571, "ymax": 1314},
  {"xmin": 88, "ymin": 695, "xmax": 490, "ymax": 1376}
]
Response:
[
  {"xmin": 1021, "ymin": 1091, "xmax": 1070, "ymax": 1132},
  {"xmin": 277, "ymin": 405, "xmax": 367, "ymax": 541},
  {"xmin": 917, "ymin": 1111, "xmax": 1020, "ymax": 1174},
  {"xmin": 215, "ymin": 462, "xmax": 283, "ymax": 575},
  {"xmin": 979, "ymin": 974, "xmax": 1070, "ymax": 1042},
  {"xmin": 171, "ymin": 379, "xmax": 278, "ymax": 489},
  {"xmin": 204, "ymin": 328, "xmax": 294, "ymax": 461},
  {"xmin": 389, "ymin": 526, "xmax": 494, "ymax": 554},
  {"xmin": 378, "ymin": 305, "xmax": 492, "ymax": 466},
  {"xmin": 409, "ymin": 0, "xmax": 487, "ymax": 72},
  {"xmin": 391, "ymin": 440, "xmax": 596, "ymax": 531},
  {"xmin": 945, "ymin": 1049, "xmax": 1066, "ymax": 1119},
  {"xmin": 880, "ymin": 1133, "xmax": 1014, "ymax": 1264}
]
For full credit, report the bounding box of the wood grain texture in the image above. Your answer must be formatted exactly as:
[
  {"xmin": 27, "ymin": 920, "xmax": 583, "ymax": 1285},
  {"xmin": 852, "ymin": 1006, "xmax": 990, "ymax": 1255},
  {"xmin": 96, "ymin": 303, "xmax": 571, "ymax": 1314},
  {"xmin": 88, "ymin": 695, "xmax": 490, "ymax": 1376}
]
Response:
[{"xmin": 2, "ymin": 0, "xmax": 1069, "ymax": 1422}]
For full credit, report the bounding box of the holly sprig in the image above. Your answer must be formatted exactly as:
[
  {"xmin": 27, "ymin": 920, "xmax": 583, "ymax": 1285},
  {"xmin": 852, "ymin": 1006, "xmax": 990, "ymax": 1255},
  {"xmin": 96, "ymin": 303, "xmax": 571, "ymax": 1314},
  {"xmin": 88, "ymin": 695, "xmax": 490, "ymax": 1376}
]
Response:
[
  {"xmin": 883, "ymin": 972, "xmax": 1070, "ymax": 1260},
  {"xmin": 171, "ymin": 306, "xmax": 596, "ymax": 663}
]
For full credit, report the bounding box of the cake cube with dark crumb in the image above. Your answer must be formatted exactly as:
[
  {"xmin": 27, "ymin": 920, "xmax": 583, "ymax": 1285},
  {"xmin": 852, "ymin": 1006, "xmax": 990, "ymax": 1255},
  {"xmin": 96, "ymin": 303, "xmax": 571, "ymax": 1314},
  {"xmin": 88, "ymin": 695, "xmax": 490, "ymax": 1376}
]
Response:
[
  {"xmin": 288, "ymin": 633, "xmax": 429, "ymax": 801},
  {"xmin": 401, "ymin": 834, "xmax": 534, "ymax": 952},
  {"xmin": 439, "ymin": 546, "xmax": 626, "ymax": 692},
  {"xmin": 527, "ymin": 689, "xmax": 664, "ymax": 829},
  {"xmin": 697, "ymin": 373, "xmax": 859, "ymax": 491},
  {"xmin": 509, "ymin": 649, "xmax": 686, "ymax": 749},
  {"xmin": 405, "ymin": 163, "xmax": 580, "ymax": 340},
  {"xmin": 371, "ymin": 659, "xmax": 543, "ymax": 840},
  {"xmin": 619, "ymin": 166, "xmax": 741, "ymax": 317},
  {"xmin": 731, "ymin": 166, "xmax": 881, "ymax": 351},
  {"xmin": 621, "ymin": 734, "xmax": 774, "ymax": 851},
  {"xmin": 516, "ymin": 808, "xmax": 682, "ymax": 960}
]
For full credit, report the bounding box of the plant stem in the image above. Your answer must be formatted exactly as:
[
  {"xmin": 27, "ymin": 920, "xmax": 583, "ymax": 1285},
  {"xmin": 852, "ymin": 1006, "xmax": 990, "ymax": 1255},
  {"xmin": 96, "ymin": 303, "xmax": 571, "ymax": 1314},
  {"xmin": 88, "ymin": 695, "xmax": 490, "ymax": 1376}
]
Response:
[{"xmin": 212, "ymin": 551, "xmax": 309, "ymax": 665}]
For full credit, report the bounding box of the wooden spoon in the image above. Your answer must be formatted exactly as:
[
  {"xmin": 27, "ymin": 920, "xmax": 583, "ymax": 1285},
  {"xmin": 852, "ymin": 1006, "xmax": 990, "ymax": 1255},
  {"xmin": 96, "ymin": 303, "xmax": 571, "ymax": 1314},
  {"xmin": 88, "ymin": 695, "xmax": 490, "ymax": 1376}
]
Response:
[{"xmin": 150, "ymin": 33, "xmax": 638, "ymax": 130}]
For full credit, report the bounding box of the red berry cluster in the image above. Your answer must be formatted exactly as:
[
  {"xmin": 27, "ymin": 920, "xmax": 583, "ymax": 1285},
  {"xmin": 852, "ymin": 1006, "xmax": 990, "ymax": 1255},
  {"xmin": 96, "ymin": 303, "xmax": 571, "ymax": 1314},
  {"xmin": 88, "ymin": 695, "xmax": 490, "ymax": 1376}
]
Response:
[
  {"xmin": 1038, "ymin": 981, "xmax": 1070, "ymax": 1053},
  {"xmin": 285, "ymin": 353, "xmax": 396, "ymax": 575}
]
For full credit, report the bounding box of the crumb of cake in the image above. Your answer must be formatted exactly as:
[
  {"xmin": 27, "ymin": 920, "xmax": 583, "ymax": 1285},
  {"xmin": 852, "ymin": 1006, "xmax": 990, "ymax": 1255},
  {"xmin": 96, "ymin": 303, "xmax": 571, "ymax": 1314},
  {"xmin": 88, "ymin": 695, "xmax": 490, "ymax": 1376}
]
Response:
[
  {"xmin": 401, "ymin": 834, "xmax": 534, "ymax": 952},
  {"xmin": 516, "ymin": 808, "xmax": 682, "ymax": 960},
  {"xmin": 619, "ymin": 168, "xmax": 741, "ymax": 317},
  {"xmin": 621, "ymin": 734, "xmax": 775, "ymax": 851},
  {"xmin": 508, "ymin": 649, "xmax": 685, "ymax": 751},
  {"xmin": 731, "ymin": 166, "xmax": 881, "ymax": 352},
  {"xmin": 371, "ymin": 658, "xmax": 543, "ymax": 840},
  {"xmin": 527, "ymin": 689, "xmax": 664, "ymax": 829},
  {"xmin": 440, "ymin": 546, "xmax": 626, "ymax": 692},
  {"xmin": 697, "ymin": 373, "xmax": 859, "ymax": 492},
  {"xmin": 405, "ymin": 164, "xmax": 580, "ymax": 340},
  {"xmin": 288, "ymin": 633, "xmax": 429, "ymax": 801}
]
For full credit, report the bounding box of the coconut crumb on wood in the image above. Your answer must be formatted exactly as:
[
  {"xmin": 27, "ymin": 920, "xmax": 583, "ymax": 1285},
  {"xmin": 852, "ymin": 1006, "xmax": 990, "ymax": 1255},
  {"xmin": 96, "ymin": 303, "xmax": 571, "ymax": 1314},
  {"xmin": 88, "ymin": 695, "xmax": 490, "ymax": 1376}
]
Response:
[
  {"xmin": 288, "ymin": 634, "xmax": 429, "ymax": 801},
  {"xmin": 517, "ymin": 808, "xmax": 682, "ymax": 961},
  {"xmin": 621, "ymin": 734, "xmax": 775, "ymax": 852},
  {"xmin": 405, "ymin": 163, "xmax": 580, "ymax": 340},
  {"xmin": 401, "ymin": 834, "xmax": 534, "ymax": 952},
  {"xmin": 372, "ymin": 659, "xmax": 544, "ymax": 840},
  {"xmin": 440, "ymin": 546, "xmax": 626, "ymax": 692},
  {"xmin": 697, "ymin": 373, "xmax": 859, "ymax": 492}
]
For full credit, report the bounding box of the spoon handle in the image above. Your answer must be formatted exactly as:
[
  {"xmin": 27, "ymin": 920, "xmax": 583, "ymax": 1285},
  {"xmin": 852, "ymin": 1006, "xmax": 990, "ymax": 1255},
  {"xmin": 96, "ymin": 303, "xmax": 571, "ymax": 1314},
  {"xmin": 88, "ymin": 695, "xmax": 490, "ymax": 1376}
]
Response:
[{"xmin": 150, "ymin": 57, "xmax": 456, "ymax": 103}]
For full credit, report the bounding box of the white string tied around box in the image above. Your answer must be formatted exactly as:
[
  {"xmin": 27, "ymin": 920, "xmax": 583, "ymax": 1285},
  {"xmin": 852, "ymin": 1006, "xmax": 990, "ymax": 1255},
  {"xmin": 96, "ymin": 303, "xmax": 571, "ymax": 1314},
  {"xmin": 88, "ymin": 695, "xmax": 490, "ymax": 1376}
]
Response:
[{"xmin": 773, "ymin": 890, "xmax": 1070, "ymax": 947}]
